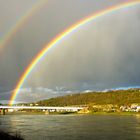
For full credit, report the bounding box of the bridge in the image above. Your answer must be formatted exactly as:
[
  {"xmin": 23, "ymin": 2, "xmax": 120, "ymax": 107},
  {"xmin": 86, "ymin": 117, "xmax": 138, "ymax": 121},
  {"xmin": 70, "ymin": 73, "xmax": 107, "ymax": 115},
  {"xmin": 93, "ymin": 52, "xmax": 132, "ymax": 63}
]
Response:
[{"xmin": 0, "ymin": 106, "xmax": 84, "ymax": 115}]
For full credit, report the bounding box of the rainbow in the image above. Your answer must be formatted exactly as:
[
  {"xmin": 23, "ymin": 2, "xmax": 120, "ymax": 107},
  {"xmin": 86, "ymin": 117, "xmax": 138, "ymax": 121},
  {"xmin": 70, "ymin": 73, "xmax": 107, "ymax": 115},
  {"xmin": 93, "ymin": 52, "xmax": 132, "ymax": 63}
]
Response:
[
  {"xmin": 0, "ymin": 0, "xmax": 47, "ymax": 51},
  {"xmin": 10, "ymin": 1, "xmax": 140, "ymax": 105}
]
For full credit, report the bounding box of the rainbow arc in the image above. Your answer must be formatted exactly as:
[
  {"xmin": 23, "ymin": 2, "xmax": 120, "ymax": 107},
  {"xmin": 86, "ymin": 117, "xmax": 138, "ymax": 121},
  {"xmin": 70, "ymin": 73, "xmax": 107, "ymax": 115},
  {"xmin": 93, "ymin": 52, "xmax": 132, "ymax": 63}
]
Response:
[{"xmin": 10, "ymin": 1, "xmax": 140, "ymax": 105}]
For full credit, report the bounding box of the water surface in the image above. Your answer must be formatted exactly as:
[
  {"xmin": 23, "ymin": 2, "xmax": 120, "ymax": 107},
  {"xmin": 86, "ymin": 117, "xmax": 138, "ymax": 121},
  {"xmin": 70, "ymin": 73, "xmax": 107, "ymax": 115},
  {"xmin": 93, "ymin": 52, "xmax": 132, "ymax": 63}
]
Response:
[{"xmin": 0, "ymin": 114, "xmax": 140, "ymax": 140}]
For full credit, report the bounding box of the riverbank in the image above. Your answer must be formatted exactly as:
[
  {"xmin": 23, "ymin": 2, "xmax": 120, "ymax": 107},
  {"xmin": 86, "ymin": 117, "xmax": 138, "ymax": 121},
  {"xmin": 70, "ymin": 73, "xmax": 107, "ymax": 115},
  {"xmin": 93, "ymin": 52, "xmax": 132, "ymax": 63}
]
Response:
[
  {"xmin": 90, "ymin": 111, "xmax": 140, "ymax": 116},
  {"xmin": 0, "ymin": 131, "xmax": 24, "ymax": 140},
  {"xmin": 1, "ymin": 111, "xmax": 140, "ymax": 116}
]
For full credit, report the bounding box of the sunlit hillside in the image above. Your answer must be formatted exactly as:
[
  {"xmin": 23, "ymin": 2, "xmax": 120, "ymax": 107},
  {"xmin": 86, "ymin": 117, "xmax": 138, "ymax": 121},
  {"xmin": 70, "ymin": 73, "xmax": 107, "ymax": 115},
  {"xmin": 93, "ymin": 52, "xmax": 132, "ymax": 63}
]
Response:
[{"xmin": 36, "ymin": 89, "xmax": 140, "ymax": 106}]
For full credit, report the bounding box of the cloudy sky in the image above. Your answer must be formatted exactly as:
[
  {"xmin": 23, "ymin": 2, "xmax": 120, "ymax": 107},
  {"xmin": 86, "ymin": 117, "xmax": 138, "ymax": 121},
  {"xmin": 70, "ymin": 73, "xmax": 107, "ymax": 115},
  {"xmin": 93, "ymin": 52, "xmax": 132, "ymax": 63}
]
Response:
[{"xmin": 0, "ymin": 0, "xmax": 140, "ymax": 103}]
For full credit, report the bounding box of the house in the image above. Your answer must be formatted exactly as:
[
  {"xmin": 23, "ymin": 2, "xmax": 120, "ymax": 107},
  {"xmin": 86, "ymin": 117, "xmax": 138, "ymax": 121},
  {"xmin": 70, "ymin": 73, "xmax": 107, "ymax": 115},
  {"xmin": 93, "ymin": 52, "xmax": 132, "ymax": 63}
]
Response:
[{"xmin": 136, "ymin": 106, "xmax": 140, "ymax": 112}]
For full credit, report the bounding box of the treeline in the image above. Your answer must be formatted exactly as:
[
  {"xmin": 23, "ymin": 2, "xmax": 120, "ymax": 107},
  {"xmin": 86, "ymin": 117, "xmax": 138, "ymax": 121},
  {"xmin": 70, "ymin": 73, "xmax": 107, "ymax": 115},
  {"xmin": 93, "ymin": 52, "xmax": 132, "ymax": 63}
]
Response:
[{"xmin": 37, "ymin": 89, "xmax": 140, "ymax": 106}]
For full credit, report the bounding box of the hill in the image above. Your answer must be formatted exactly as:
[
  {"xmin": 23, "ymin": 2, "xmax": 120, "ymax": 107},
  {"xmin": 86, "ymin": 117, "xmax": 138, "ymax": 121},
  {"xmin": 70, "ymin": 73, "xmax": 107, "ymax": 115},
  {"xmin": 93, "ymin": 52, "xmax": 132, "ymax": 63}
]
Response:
[{"xmin": 36, "ymin": 89, "xmax": 140, "ymax": 106}]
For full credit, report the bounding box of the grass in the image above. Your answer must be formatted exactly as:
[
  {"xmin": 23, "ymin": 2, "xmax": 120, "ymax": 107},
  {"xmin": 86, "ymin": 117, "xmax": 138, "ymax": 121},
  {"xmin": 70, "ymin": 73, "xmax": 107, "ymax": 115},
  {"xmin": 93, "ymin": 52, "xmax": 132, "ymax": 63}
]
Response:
[{"xmin": 90, "ymin": 111, "xmax": 140, "ymax": 116}]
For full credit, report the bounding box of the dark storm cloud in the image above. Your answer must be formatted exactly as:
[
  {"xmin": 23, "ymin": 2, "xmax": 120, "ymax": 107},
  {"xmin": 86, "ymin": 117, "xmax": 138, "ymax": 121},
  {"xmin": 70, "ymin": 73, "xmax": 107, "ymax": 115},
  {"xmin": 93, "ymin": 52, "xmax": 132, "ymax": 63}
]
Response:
[
  {"xmin": 24, "ymin": 4, "xmax": 140, "ymax": 92},
  {"xmin": 0, "ymin": 0, "xmax": 139, "ymax": 103},
  {"xmin": 0, "ymin": 0, "xmax": 105, "ymax": 87},
  {"xmin": 0, "ymin": 0, "xmax": 39, "ymax": 38}
]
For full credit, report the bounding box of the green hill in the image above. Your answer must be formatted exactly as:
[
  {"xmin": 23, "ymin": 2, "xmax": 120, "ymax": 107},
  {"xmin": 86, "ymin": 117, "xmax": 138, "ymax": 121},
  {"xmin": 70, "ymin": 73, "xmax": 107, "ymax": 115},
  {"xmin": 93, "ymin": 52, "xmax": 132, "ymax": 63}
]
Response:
[{"xmin": 37, "ymin": 89, "xmax": 140, "ymax": 106}]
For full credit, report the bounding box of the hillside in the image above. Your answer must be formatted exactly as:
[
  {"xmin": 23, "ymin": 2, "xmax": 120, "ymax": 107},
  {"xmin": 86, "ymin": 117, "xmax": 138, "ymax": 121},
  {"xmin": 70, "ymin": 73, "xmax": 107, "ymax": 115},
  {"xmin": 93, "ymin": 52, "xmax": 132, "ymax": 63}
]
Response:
[{"xmin": 36, "ymin": 89, "xmax": 140, "ymax": 106}]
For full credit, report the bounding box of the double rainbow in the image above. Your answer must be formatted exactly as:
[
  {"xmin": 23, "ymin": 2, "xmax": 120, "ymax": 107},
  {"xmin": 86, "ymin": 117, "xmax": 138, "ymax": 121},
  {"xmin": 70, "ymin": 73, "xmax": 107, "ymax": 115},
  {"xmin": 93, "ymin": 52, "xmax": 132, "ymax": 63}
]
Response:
[
  {"xmin": 0, "ymin": 0, "xmax": 47, "ymax": 51},
  {"xmin": 10, "ymin": 1, "xmax": 140, "ymax": 105}
]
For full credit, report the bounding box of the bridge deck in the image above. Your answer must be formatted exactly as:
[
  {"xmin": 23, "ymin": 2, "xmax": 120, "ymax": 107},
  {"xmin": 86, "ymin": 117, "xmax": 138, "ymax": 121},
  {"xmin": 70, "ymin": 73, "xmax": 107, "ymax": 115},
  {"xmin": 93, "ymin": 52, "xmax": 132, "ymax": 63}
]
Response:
[{"xmin": 0, "ymin": 106, "xmax": 83, "ymax": 110}]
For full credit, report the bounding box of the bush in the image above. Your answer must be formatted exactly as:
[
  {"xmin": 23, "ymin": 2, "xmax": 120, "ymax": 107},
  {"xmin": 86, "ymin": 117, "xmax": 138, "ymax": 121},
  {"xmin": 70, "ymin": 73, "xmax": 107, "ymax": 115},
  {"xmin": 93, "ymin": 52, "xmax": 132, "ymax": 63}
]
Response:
[{"xmin": 0, "ymin": 131, "xmax": 24, "ymax": 140}]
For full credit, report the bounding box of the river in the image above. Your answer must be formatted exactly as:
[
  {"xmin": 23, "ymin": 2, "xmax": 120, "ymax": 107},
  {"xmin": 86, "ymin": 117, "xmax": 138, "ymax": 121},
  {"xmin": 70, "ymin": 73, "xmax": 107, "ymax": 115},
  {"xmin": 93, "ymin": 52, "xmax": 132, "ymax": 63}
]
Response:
[{"xmin": 0, "ymin": 114, "xmax": 140, "ymax": 140}]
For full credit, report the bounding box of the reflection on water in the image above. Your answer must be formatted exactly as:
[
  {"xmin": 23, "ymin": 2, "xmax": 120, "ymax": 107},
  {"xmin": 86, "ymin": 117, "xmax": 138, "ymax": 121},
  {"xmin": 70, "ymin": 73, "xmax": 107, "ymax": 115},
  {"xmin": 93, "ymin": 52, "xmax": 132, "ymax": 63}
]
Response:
[{"xmin": 0, "ymin": 115, "xmax": 140, "ymax": 140}]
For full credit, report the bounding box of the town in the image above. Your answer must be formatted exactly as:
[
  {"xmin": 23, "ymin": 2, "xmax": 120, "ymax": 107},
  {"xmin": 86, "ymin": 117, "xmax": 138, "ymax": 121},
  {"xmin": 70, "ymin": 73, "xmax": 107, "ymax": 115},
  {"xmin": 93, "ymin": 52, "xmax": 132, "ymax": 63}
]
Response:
[{"xmin": 0, "ymin": 103, "xmax": 140, "ymax": 115}]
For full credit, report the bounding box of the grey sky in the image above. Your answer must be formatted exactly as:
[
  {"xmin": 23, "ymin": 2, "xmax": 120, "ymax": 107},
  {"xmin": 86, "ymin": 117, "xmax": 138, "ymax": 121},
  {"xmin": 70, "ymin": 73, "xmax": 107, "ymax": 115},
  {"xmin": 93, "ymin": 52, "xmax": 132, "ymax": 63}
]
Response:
[{"xmin": 0, "ymin": 0, "xmax": 140, "ymax": 103}]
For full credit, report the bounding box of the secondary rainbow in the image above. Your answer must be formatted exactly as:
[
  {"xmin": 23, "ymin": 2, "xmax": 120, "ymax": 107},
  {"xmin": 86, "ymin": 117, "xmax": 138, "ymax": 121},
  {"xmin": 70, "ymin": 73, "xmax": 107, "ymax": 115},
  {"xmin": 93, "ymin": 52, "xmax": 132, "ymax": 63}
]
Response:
[
  {"xmin": 10, "ymin": 1, "xmax": 140, "ymax": 105},
  {"xmin": 0, "ymin": 0, "xmax": 47, "ymax": 51}
]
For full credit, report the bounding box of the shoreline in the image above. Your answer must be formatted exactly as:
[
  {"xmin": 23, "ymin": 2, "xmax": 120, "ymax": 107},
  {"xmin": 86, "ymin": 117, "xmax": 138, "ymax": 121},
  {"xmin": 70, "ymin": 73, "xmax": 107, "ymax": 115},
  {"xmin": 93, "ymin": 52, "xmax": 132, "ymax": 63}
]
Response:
[
  {"xmin": 0, "ymin": 131, "xmax": 24, "ymax": 140},
  {"xmin": 1, "ymin": 111, "xmax": 140, "ymax": 116}
]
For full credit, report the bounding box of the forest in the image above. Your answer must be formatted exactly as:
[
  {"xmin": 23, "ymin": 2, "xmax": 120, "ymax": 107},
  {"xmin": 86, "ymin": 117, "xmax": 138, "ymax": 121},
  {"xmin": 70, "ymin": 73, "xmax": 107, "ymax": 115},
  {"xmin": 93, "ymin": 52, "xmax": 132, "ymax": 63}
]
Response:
[{"xmin": 37, "ymin": 89, "xmax": 140, "ymax": 106}]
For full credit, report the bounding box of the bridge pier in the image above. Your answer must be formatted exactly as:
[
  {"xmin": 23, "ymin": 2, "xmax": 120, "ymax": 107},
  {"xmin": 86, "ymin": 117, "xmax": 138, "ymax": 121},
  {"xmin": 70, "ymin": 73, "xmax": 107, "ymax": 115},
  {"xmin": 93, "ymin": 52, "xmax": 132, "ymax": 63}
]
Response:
[
  {"xmin": 45, "ymin": 110, "xmax": 49, "ymax": 115},
  {"xmin": 0, "ymin": 109, "xmax": 6, "ymax": 115}
]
